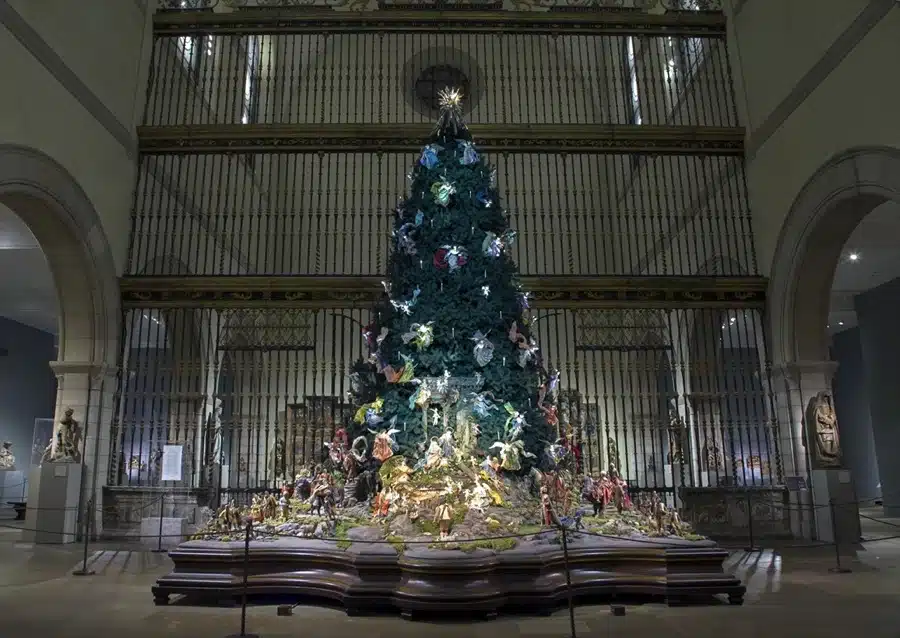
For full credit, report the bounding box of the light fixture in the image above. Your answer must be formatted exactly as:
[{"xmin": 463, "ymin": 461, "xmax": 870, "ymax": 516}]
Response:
[
  {"xmin": 848, "ymin": 252, "xmax": 860, "ymax": 262},
  {"xmin": 839, "ymin": 321, "xmax": 844, "ymax": 326}
]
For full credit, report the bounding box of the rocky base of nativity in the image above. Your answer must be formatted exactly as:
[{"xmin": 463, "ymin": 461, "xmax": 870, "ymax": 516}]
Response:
[{"xmin": 151, "ymin": 430, "xmax": 745, "ymax": 616}]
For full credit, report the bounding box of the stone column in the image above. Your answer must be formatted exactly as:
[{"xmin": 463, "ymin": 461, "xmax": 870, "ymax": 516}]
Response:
[
  {"xmin": 856, "ymin": 282, "xmax": 900, "ymax": 515},
  {"xmin": 47, "ymin": 360, "xmax": 118, "ymax": 539},
  {"xmin": 771, "ymin": 360, "xmax": 841, "ymax": 539}
]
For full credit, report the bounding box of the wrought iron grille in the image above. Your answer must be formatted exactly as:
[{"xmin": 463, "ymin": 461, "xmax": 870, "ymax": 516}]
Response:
[
  {"xmin": 109, "ymin": 305, "xmax": 781, "ymax": 504},
  {"xmin": 144, "ymin": 30, "xmax": 734, "ymax": 127},
  {"xmin": 130, "ymin": 151, "xmax": 751, "ymax": 277}
]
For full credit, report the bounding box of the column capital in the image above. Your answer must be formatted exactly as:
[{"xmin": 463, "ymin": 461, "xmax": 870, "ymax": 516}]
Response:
[
  {"xmin": 49, "ymin": 360, "xmax": 118, "ymax": 382},
  {"xmin": 771, "ymin": 360, "xmax": 838, "ymax": 384}
]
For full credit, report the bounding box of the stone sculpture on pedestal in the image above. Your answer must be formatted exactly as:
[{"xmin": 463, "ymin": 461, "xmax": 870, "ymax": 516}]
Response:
[
  {"xmin": 666, "ymin": 404, "xmax": 686, "ymax": 464},
  {"xmin": 41, "ymin": 408, "xmax": 83, "ymax": 464},
  {"xmin": 0, "ymin": 441, "xmax": 15, "ymax": 470},
  {"xmin": 804, "ymin": 391, "xmax": 842, "ymax": 468}
]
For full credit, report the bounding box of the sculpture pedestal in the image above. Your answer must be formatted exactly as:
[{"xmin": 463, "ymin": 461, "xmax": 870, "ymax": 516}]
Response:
[
  {"xmin": 23, "ymin": 462, "xmax": 83, "ymax": 544},
  {"xmin": 811, "ymin": 469, "xmax": 861, "ymax": 547}
]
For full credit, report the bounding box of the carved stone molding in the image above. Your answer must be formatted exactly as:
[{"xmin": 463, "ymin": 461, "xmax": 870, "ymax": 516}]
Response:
[
  {"xmin": 770, "ymin": 360, "xmax": 839, "ymax": 388},
  {"xmin": 121, "ymin": 275, "xmax": 767, "ymax": 309},
  {"xmin": 138, "ymin": 124, "xmax": 744, "ymax": 155},
  {"xmin": 153, "ymin": 7, "xmax": 727, "ymax": 37},
  {"xmin": 49, "ymin": 360, "xmax": 119, "ymax": 382}
]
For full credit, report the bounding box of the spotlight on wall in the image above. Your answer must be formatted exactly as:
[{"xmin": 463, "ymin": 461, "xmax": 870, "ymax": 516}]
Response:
[
  {"xmin": 848, "ymin": 252, "xmax": 860, "ymax": 262},
  {"xmin": 839, "ymin": 321, "xmax": 844, "ymax": 326}
]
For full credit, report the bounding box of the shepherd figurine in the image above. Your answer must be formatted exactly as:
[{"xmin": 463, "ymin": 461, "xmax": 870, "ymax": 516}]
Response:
[{"xmin": 433, "ymin": 501, "xmax": 454, "ymax": 538}]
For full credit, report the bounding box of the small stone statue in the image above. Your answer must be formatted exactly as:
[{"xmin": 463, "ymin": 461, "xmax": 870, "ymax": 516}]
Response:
[
  {"xmin": 702, "ymin": 439, "xmax": 723, "ymax": 471},
  {"xmin": 606, "ymin": 436, "xmax": 619, "ymax": 471},
  {"xmin": 0, "ymin": 441, "xmax": 15, "ymax": 470},
  {"xmin": 42, "ymin": 408, "xmax": 83, "ymax": 464},
  {"xmin": 208, "ymin": 398, "xmax": 223, "ymax": 464},
  {"xmin": 666, "ymin": 405, "xmax": 686, "ymax": 464},
  {"xmin": 805, "ymin": 391, "xmax": 842, "ymax": 468}
]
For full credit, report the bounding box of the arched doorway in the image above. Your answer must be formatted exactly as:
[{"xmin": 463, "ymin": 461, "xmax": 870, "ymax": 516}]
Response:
[
  {"xmin": 768, "ymin": 146, "xmax": 900, "ymax": 525},
  {"xmin": 0, "ymin": 144, "xmax": 120, "ymax": 534}
]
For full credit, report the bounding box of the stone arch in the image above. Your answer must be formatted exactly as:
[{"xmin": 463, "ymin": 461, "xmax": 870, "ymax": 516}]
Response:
[
  {"xmin": 768, "ymin": 146, "xmax": 900, "ymax": 366},
  {"xmin": 0, "ymin": 144, "xmax": 120, "ymax": 536},
  {"xmin": 764, "ymin": 146, "xmax": 900, "ymax": 531},
  {"xmin": 0, "ymin": 145, "xmax": 120, "ymax": 369}
]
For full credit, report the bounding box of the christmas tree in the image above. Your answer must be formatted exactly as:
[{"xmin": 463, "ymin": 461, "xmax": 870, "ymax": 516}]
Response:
[{"xmin": 349, "ymin": 88, "xmax": 557, "ymax": 473}]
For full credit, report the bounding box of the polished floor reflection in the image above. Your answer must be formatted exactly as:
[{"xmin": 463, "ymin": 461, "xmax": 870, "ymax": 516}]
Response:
[{"xmin": 2, "ymin": 509, "xmax": 900, "ymax": 638}]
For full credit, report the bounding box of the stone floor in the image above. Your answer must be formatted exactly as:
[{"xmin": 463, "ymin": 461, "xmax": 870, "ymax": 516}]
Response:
[{"xmin": 0, "ymin": 508, "xmax": 900, "ymax": 638}]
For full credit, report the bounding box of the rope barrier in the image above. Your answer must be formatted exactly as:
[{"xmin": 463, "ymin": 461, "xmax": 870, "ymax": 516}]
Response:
[{"xmin": 2, "ymin": 491, "xmax": 900, "ymax": 548}]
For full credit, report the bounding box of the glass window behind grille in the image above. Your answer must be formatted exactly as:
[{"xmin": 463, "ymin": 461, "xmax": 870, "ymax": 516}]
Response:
[{"xmin": 242, "ymin": 36, "xmax": 261, "ymax": 125}]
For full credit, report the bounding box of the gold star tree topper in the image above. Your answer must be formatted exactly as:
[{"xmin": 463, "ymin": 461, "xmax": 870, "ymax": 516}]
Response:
[{"xmin": 438, "ymin": 86, "xmax": 464, "ymax": 111}]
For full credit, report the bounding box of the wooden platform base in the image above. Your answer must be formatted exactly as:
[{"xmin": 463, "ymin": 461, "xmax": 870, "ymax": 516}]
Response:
[{"xmin": 151, "ymin": 532, "xmax": 745, "ymax": 617}]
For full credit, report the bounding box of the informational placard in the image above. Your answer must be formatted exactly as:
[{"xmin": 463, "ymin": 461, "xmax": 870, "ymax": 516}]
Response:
[
  {"xmin": 785, "ymin": 475, "xmax": 808, "ymax": 491},
  {"xmin": 161, "ymin": 445, "xmax": 183, "ymax": 482}
]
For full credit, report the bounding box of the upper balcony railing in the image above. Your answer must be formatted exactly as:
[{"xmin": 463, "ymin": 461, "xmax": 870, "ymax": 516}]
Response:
[{"xmin": 155, "ymin": 0, "xmax": 723, "ymax": 13}]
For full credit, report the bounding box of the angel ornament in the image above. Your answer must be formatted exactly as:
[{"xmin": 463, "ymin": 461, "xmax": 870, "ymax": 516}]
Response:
[
  {"xmin": 369, "ymin": 423, "xmax": 400, "ymax": 462},
  {"xmin": 390, "ymin": 287, "xmax": 421, "ymax": 315},
  {"xmin": 442, "ymin": 245, "xmax": 467, "ymax": 271},
  {"xmin": 508, "ymin": 321, "xmax": 539, "ymax": 368},
  {"xmin": 430, "ymin": 407, "xmax": 442, "ymax": 432},
  {"xmin": 489, "ymin": 439, "xmax": 534, "ymax": 472},
  {"xmin": 394, "ymin": 223, "xmax": 418, "ymax": 255},
  {"xmin": 401, "ymin": 322, "xmax": 435, "ymax": 350},
  {"xmin": 383, "ymin": 353, "xmax": 415, "ymax": 384},
  {"xmin": 482, "ymin": 232, "xmax": 503, "ymax": 258},
  {"xmin": 503, "ymin": 403, "xmax": 528, "ymax": 440},
  {"xmin": 471, "ymin": 330, "xmax": 495, "ymax": 367}
]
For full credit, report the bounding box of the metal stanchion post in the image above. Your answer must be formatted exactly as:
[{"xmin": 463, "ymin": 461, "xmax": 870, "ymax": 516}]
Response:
[
  {"xmin": 559, "ymin": 524, "xmax": 577, "ymax": 638},
  {"xmin": 151, "ymin": 494, "xmax": 167, "ymax": 554},
  {"xmin": 226, "ymin": 521, "xmax": 258, "ymax": 638},
  {"xmin": 745, "ymin": 491, "xmax": 760, "ymax": 553},
  {"xmin": 72, "ymin": 497, "xmax": 95, "ymax": 576},
  {"xmin": 828, "ymin": 498, "xmax": 851, "ymax": 574}
]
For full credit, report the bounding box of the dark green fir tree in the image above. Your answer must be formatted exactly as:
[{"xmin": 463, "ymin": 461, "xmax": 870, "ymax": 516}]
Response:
[{"xmin": 349, "ymin": 87, "xmax": 558, "ymax": 473}]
